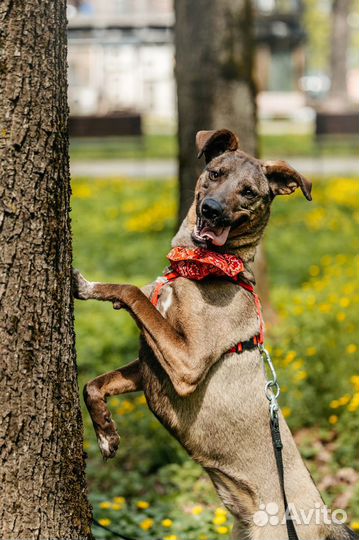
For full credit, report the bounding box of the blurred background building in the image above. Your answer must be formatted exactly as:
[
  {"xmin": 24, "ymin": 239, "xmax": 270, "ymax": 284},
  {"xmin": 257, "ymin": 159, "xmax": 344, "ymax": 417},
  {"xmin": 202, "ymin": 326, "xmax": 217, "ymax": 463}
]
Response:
[{"xmin": 67, "ymin": 0, "xmax": 358, "ymax": 131}]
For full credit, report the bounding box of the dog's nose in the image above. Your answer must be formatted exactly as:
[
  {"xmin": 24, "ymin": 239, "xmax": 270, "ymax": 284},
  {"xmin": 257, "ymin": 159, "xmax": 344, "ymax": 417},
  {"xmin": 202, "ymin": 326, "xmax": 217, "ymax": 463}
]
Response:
[{"xmin": 201, "ymin": 198, "xmax": 224, "ymax": 221}]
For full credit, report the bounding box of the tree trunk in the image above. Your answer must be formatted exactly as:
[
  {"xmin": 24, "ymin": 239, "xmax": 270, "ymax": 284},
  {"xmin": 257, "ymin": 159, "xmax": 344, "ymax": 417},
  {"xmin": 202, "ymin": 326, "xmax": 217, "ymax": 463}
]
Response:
[
  {"xmin": 175, "ymin": 0, "xmax": 257, "ymax": 222},
  {"xmin": 174, "ymin": 1, "xmax": 274, "ymax": 316},
  {"xmin": 329, "ymin": 0, "xmax": 350, "ymax": 98},
  {"xmin": 0, "ymin": 1, "xmax": 92, "ymax": 538}
]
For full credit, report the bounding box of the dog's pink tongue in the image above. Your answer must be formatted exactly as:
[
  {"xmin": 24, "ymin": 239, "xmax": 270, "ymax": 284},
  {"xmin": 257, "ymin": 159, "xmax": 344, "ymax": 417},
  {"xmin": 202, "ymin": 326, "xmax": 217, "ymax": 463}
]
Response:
[{"xmin": 201, "ymin": 225, "xmax": 231, "ymax": 246}]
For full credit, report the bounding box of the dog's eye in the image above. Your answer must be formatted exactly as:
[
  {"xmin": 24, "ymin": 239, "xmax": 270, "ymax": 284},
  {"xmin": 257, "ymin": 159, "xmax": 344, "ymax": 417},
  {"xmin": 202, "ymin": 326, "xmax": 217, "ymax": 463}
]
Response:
[
  {"xmin": 242, "ymin": 187, "xmax": 257, "ymax": 199},
  {"xmin": 208, "ymin": 170, "xmax": 222, "ymax": 181}
]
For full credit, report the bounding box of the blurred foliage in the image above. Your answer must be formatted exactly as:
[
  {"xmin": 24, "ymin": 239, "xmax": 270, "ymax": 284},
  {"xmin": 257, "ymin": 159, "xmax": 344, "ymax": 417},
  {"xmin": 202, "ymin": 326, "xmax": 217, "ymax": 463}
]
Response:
[
  {"xmin": 303, "ymin": 0, "xmax": 359, "ymax": 72},
  {"xmin": 302, "ymin": 0, "xmax": 331, "ymax": 72},
  {"xmin": 69, "ymin": 133, "xmax": 357, "ymax": 162},
  {"xmin": 72, "ymin": 176, "xmax": 358, "ymax": 539}
]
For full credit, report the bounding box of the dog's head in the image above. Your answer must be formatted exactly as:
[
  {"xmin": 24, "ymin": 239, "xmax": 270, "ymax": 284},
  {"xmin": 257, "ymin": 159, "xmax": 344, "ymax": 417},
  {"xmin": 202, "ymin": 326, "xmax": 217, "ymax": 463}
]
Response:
[{"xmin": 191, "ymin": 129, "xmax": 312, "ymax": 250}]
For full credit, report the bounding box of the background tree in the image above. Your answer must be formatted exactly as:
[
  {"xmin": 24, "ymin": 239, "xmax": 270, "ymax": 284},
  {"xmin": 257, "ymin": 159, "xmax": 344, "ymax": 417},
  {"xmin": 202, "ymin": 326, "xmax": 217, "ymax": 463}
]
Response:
[
  {"xmin": 0, "ymin": 1, "xmax": 92, "ymax": 538},
  {"xmin": 174, "ymin": 0, "xmax": 274, "ymax": 313},
  {"xmin": 175, "ymin": 0, "xmax": 257, "ymax": 222},
  {"xmin": 329, "ymin": 0, "xmax": 351, "ymax": 100}
]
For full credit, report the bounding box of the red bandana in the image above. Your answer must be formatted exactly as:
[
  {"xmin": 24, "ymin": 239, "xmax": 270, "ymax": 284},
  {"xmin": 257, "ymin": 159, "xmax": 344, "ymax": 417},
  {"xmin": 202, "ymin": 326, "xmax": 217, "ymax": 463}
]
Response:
[
  {"xmin": 151, "ymin": 246, "xmax": 264, "ymax": 346},
  {"xmin": 166, "ymin": 247, "xmax": 245, "ymax": 281}
]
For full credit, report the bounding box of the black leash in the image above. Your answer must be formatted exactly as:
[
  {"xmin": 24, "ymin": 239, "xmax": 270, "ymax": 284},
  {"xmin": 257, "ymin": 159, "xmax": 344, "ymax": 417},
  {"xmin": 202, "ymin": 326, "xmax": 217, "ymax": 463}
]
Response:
[
  {"xmin": 270, "ymin": 409, "xmax": 300, "ymax": 540},
  {"xmin": 261, "ymin": 345, "xmax": 300, "ymax": 540}
]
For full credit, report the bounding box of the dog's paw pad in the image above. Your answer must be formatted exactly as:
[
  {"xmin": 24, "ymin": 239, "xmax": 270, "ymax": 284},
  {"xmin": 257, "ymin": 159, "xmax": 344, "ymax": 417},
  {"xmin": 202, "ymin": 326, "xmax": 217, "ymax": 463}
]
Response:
[
  {"xmin": 73, "ymin": 269, "xmax": 93, "ymax": 300},
  {"xmin": 97, "ymin": 432, "xmax": 120, "ymax": 460}
]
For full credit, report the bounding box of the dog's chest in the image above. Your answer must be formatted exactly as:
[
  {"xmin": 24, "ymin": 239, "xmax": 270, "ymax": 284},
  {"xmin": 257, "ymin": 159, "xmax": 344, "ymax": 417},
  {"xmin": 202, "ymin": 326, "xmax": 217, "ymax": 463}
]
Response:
[{"xmin": 139, "ymin": 340, "xmax": 263, "ymax": 456}]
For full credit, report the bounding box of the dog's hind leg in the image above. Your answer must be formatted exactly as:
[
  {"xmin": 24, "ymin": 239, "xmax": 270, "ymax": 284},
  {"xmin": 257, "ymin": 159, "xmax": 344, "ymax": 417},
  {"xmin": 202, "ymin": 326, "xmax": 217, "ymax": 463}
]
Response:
[{"xmin": 84, "ymin": 359, "xmax": 142, "ymax": 459}]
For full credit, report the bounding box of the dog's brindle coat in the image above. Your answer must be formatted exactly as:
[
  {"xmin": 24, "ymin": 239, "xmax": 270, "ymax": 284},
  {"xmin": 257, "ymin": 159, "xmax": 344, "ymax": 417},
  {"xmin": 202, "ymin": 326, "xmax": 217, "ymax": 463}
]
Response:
[{"xmin": 74, "ymin": 130, "xmax": 357, "ymax": 540}]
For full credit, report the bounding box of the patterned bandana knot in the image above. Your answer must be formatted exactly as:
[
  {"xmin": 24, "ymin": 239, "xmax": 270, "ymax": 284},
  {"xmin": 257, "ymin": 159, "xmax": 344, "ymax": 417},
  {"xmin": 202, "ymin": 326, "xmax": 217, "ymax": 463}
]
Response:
[{"xmin": 166, "ymin": 247, "xmax": 245, "ymax": 281}]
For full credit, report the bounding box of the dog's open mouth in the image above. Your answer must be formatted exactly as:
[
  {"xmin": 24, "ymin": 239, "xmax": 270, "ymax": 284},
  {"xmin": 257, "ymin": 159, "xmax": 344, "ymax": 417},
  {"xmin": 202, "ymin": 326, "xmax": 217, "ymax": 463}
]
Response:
[
  {"xmin": 192, "ymin": 221, "xmax": 231, "ymax": 247},
  {"xmin": 192, "ymin": 214, "xmax": 250, "ymax": 247}
]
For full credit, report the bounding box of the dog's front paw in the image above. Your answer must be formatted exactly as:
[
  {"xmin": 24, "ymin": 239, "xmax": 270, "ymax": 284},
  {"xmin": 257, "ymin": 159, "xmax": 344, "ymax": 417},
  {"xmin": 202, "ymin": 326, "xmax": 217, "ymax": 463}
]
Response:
[
  {"xmin": 97, "ymin": 428, "xmax": 121, "ymax": 460},
  {"xmin": 73, "ymin": 269, "xmax": 93, "ymax": 300}
]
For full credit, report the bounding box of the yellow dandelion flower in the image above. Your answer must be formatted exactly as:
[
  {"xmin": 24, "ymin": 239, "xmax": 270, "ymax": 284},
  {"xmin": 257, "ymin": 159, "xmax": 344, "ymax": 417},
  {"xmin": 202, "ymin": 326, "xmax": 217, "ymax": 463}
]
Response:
[
  {"xmin": 336, "ymin": 254, "xmax": 347, "ymax": 264},
  {"xmin": 136, "ymin": 394, "xmax": 147, "ymax": 405},
  {"xmin": 340, "ymin": 298, "xmax": 350, "ymax": 308},
  {"xmin": 336, "ymin": 312, "xmax": 346, "ymax": 322},
  {"xmin": 350, "ymin": 375, "xmax": 359, "ymax": 391},
  {"xmin": 321, "ymin": 255, "xmax": 332, "ymax": 266},
  {"xmin": 122, "ymin": 400, "xmax": 135, "ymax": 413},
  {"xmin": 72, "ymin": 184, "xmax": 93, "ymax": 199},
  {"xmin": 111, "ymin": 397, "xmax": 120, "ymax": 407},
  {"xmin": 309, "ymin": 265, "xmax": 320, "ymax": 277},
  {"xmin": 215, "ymin": 508, "xmax": 228, "ymax": 517},
  {"xmin": 164, "ymin": 535, "xmax": 177, "ymax": 540},
  {"xmin": 140, "ymin": 518, "xmax": 154, "ymax": 530},
  {"xmin": 113, "ymin": 496, "xmax": 126, "ymax": 504},
  {"xmin": 330, "ymin": 400, "xmax": 340, "ymax": 409},
  {"xmin": 98, "ymin": 518, "xmax": 112, "ymax": 527},
  {"xmin": 191, "ymin": 505, "xmax": 203, "ymax": 516},
  {"xmin": 283, "ymin": 351, "xmax": 297, "ymax": 366},
  {"xmin": 338, "ymin": 395, "xmax": 351, "ymax": 406},
  {"xmin": 294, "ymin": 371, "xmax": 308, "ymax": 383},
  {"xmin": 282, "ymin": 406, "xmax": 292, "ymax": 418},
  {"xmin": 213, "ymin": 515, "xmax": 227, "ymax": 525},
  {"xmin": 346, "ymin": 344, "xmax": 357, "ymax": 354},
  {"xmin": 112, "ymin": 503, "xmax": 123, "ymax": 511},
  {"xmin": 319, "ymin": 304, "xmax": 331, "ymax": 313},
  {"xmin": 161, "ymin": 519, "xmax": 173, "ymax": 528},
  {"xmin": 216, "ymin": 526, "xmax": 229, "ymax": 534},
  {"xmin": 351, "ymin": 521, "xmax": 359, "ymax": 532},
  {"xmin": 99, "ymin": 501, "xmax": 112, "ymax": 509},
  {"xmin": 137, "ymin": 500, "xmax": 150, "ymax": 509},
  {"xmin": 347, "ymin": 393, "xmax": 359, "ymax": 413},
  {"xmin": 343, "ymin": 284, "xmax": 355, "ymax": 295},
  {"xmin": 306, "ymin": 347, "xmax": 317, "ymax": 357},
  {"xmin": 329, "ymin": 415, "xmax": 338, "ymax": 425},
  {"xmin": 292, "ymin": 360, "xmax": 303, "ymax": 371},
  {"xmin": 199, "ymin": 535, "xmax": 209, "ymax": 540}
]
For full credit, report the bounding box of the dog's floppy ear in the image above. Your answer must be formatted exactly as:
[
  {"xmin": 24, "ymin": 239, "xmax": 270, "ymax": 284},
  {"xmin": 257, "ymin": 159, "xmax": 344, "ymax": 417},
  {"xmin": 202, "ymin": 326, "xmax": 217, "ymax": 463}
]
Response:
[
  {"xmin": 196, "ymin": 129, "xmax": 239, "ymax": 163},
  {"xmin": 262, "ymin": 160, "xmax": 312, "ymax": 201}
]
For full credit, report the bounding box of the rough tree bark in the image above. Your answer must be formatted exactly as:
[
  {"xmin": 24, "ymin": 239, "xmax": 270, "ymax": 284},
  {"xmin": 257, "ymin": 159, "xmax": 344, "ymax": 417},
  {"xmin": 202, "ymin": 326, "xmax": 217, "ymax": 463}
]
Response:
[
  {"xmin": 0, "ymin": 1, "xmax": 92, "ymax": 538},
  {"xmin": 175, "ymin": 0, "xmax": 257, "ymax": 222}
]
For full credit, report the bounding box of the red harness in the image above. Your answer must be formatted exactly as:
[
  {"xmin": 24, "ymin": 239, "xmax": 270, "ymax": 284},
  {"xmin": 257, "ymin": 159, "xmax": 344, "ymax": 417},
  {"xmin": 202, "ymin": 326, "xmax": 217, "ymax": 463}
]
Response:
[{"xmin": 151, "ymin": 247, "xmax": 264, "ymax": 353}]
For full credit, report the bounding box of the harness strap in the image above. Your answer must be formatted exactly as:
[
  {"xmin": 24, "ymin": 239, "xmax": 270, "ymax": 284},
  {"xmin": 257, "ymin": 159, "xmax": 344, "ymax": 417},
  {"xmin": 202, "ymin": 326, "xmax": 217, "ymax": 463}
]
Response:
[
  {"xmin": 151, "ymin": 270, "xmax": 264, "ymax": 352},
  {"xmin": 270, "ymin": 412, "xmax": 300, "ymax": 540},
  {"xmin": 151, "ymin": 271, "xmax": 178, "ymax": 308}
]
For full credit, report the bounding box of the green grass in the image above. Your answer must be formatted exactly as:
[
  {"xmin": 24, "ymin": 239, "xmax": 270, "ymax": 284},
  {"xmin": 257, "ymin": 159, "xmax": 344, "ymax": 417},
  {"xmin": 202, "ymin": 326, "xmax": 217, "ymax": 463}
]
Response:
[
  {"xmin": 72, "ymin": 176, "xmax": 358, "ymax": 538},
  {"xmin": 69, "ymin": 133, "xmax": 357, "ymax": 161},
  {"xmin": 70, "ymin": 134, "xmax": 177, "ymax": 161}
]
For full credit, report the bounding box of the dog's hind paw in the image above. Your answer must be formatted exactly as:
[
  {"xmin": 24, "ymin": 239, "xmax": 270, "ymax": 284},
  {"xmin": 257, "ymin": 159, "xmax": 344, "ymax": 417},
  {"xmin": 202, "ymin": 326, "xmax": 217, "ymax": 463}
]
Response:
[
  {"xmin": 97, "ymin": 430, "xmax": 120, "ymax": 460},
  {"xmin": 72, "ymin": 268, "xmax": 94, "ymax": 300}
]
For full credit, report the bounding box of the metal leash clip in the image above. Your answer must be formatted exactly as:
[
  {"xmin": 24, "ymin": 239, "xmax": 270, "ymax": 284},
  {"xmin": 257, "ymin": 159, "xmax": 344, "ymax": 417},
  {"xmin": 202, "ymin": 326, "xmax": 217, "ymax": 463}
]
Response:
[{"xmin": 259, "ymin": 345, "xmax": 281, "ymax": 419}]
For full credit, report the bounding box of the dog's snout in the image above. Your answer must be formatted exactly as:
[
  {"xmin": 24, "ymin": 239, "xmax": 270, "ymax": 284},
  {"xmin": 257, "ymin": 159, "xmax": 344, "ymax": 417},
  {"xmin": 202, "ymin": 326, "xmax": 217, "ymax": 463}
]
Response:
[{"xmin": 201, "ymin": 198, "xmax": 224, "ymax": 221}]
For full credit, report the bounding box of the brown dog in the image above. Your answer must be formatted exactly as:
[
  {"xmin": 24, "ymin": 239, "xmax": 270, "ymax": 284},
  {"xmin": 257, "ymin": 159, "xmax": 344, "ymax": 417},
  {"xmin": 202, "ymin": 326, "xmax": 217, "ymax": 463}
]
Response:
[{"xmin": 74, "ymin": 129, "xmax": 356, "ymax": 540}]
